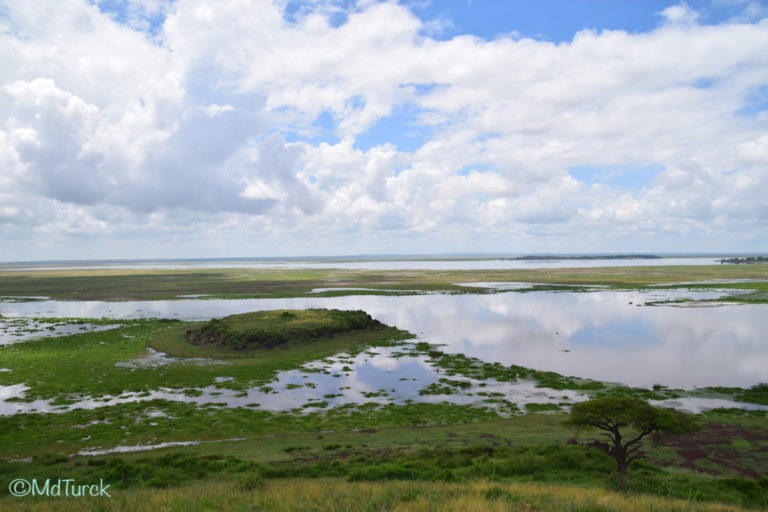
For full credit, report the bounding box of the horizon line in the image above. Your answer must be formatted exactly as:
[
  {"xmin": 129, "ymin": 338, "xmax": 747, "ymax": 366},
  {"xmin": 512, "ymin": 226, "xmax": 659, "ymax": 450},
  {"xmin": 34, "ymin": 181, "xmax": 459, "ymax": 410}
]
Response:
[{"xmin": 2, "ymin": 252, "xmax": 765, "ymax": 265}]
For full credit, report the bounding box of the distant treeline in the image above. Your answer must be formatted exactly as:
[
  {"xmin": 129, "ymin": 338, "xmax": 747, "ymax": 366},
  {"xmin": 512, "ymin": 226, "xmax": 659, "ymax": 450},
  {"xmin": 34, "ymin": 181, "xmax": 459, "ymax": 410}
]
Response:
[
  {"xmin": 507, "ymin": 255, "xmax": 661, "ymax": 261},
  {"xmin": 719, "ymin": 256, "xmax": 768, "ymax": 264}
]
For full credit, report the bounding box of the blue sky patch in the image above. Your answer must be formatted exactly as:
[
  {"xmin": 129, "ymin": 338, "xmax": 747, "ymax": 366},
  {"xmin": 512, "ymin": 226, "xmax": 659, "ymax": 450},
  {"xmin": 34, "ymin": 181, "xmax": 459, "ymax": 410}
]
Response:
[
  {"xmin": 571, "ymin": 319, "xmax": 658, "ymax": 347},
  {"xmin": 736, "ymin": 85, "xmax": 768, "ymax": 116},
  {"xmin": 284, "ymin": 110, "xmax": 341, "ymax": 145},
  {"xmin": 89, "ymin": 0, "xmax": 768, "ymax": 44},
  {"xmin": 692, "ymin": 77, "xmax": 717, "ymax": 89},
  {"xmin": 283, "ymin": 0, "xmax": 355, "ymax": 26},
  {"xmin": 407, "ymin": 0, "xmax": 768, "ymax": 42},
  {"xmin": 354, "ymin": 105, "xmax": 433, "ymax": 152},
  {"xmin": 91, "ymin": 0, "xmax": 171, "ymax": 37},
  {"xmin": 457, "ymin": 163, "xmax": 493, "ymax": 176},
  {"xmin": 569, "ymin": 164, "xmax": 665, "ymax": 190},
  {"xmin": 403, "ymin": 82, "xmax": 442, "ymax": 96},
  {"xmin": 407, "ymin": 0, "xmax": 681, "ymax": 42}
]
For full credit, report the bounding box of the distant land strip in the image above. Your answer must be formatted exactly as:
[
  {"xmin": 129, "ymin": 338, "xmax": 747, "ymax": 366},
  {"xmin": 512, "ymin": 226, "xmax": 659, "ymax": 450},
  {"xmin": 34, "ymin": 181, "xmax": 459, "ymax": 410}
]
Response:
[
  {"xmin": 506, "ymin": 255, "xmax": 661, "ymax": 260},
  {"xmin": 719, "ymin": 257, "xmax": 768, "ymax": 264}
]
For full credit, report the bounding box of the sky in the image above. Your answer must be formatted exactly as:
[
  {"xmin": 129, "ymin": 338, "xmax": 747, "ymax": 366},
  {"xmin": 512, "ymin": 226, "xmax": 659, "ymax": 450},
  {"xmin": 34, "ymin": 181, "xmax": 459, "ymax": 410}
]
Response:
[{"xmin": 1, "ymin": 0, "xmax": 767, "ymax": 260}]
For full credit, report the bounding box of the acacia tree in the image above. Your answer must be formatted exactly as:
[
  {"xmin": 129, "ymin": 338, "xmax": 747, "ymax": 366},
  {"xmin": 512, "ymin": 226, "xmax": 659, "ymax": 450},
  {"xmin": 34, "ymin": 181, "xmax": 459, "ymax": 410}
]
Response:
[{"xmin": 566, "ymin": 396, "xmax": 699, "ymax": 483}]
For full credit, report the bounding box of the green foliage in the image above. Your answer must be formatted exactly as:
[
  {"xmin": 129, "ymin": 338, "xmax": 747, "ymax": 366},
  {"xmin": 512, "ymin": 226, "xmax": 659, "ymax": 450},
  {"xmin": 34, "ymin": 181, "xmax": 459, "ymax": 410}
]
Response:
[
  {"xmin": 237, "ymin": 472, "xmax": 266, "ymax": 491},
  {"xmin": 702, "ymin": 407, "xmax": 768, "ymax": 419},
  {"xmin": 737, "ymin": 383, "xmax": 768, "ymax": 405},
  {"xmin": 567, "ymin": 396, "xmax": 699, "ymax": 435},
  {"xmin": 525, "ymin": 403, "xmax": 562, "ymax": 413},
  {"xmin": 3, "ymin": 266, "xmax": 768, "ymax": 511},
  {"xmin": 595, "ymin": 386, "xmax": 672, "ymax": 401},
  {"xmin": 629, "ymin": 472, "xmax": 768, "ymax": 508},
  {"xmin": 187, "ymin": 309, "xmax": 385, "ymax": 351},
  {"xmin": 32, "ymin": 452, "xmax": 68, "ymax": 465},
  {"xmin": 99, "ymin": 452, "xmax": 255, "ymax": 488},
  {"xmin": 566, "ymin": 396, "xmax": 700, "ymax": 480}
]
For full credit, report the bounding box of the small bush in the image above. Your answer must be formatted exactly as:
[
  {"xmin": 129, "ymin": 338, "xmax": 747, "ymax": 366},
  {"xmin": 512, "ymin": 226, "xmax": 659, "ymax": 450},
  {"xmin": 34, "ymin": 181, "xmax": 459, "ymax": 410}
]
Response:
[
  {"xmin": 485, "ymin": 486, "xmax": 510, "ymax": 500},
  {"xmin": 432, "ymin": 469, "xmax": 459, "ymax": 482},
  {"xmin": 33, "ymin": 452, "xmax": 68, "ymax": 466},
  {"xmin": 237, "ymin": 472, "xmax": 266, "ymax": 491}
]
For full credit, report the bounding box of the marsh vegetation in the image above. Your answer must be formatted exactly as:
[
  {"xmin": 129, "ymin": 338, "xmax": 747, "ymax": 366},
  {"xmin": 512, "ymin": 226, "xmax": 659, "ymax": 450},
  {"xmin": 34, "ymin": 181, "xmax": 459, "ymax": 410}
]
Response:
[
  {"xmin": 185, "ymin": 309, "xmax": 386, "ymax": 351},
  {"xmin": 1, "ymin": 265, "xmax": 767, "ymax": 510}
]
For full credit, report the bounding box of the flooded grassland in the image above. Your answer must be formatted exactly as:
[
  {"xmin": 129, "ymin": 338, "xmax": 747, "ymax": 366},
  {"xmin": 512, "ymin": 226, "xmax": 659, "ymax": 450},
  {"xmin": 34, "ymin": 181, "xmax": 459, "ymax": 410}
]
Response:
[{"xmin": 1, "ymin": 265, "xmax": 767, "ymax": 509}]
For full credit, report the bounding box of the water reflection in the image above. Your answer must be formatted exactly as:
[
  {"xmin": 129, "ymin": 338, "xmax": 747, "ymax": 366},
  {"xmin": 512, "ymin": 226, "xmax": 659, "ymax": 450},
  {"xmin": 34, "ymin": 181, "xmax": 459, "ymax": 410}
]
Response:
[
  {"xmin": 3, "ymin": 342, "xmax": 763, "ymax": 416},
  {"xmin": 0, "ymin": 345, "xmax": 585, "ymax": 416},
  {"xmin": 114, "ymin": 348, "xmax": 227, "ymax": 368},
  {"xmin": 1, "ymin": 290, "xmax": 766, "ymax": 388},
  {"xmin": 77, "ymin": 438, "xmax": 247, "ymax": 457},
  {"xmin": 0, "ymin": 318, "xmax": 120, "ymax": 345}
]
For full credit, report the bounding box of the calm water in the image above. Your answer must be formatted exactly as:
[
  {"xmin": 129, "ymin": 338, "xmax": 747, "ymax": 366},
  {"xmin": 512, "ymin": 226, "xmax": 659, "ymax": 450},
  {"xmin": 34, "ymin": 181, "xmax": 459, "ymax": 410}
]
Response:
[
  {"xmin": 0, "ymin": 344, "xmax": 587, "ymax": 416},
  {"xmin": 1, "ymin": 288, "xmax": 765, "ymax": 388},
  {"xmin": 0, "ymin": 318, "xmax": 120, "ymax": 345}
]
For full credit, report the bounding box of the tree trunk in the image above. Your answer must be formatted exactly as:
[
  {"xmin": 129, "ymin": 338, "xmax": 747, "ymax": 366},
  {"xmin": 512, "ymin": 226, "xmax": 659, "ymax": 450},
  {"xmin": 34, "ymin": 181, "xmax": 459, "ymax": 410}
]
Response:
[
  {"xmin": 610, "ymin": 427, "xmax": 630, "ymax": 489},
  {"xmin": 615, "ymin": 451, "xmax": 629, "ymax": 488}
]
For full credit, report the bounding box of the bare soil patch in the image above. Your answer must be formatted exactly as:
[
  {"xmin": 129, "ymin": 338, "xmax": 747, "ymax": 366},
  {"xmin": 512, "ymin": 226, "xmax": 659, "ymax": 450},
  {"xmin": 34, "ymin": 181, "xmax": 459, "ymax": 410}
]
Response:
[{"xmin": 653, "ymin": 422, "xmax": 768, "ymax": 478}]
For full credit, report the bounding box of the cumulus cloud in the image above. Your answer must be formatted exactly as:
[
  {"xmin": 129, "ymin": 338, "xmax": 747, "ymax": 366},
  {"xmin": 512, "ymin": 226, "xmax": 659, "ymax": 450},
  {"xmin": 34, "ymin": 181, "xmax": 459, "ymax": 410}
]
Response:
[
  {"xmin": 1, "ymin": 0, "xmax": 767, "ymax": 258},
  {"xmin": 660, "ymin": 2, "xmax": 701, "ymax": 25}
]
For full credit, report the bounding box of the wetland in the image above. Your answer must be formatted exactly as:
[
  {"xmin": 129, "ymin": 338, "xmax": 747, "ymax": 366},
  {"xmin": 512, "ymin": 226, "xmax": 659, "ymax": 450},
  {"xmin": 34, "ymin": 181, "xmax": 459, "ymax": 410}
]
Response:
[{"xmin": 1, "ymin": 262, "xmax": 768, "ymax": 510}]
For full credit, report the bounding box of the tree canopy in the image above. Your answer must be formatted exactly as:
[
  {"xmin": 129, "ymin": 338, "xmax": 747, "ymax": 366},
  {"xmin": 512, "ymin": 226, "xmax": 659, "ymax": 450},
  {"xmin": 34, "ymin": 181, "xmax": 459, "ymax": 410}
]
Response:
[{"xmin": 566, "ymin": 396, "xmax": 699, "ymax": 481}]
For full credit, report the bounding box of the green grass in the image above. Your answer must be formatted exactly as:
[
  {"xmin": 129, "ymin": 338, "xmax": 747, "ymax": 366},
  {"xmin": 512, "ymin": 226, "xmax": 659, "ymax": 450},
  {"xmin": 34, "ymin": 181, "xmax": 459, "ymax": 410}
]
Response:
[
  {"xmin": 1, "ymin": 478, "xmax": 759, "ymax": 512},
  {"xmin": 0, "ymin": 320, "xmax": 181, "ymax": 399},
  {"xmin": 0, "ymin": 312, "xmax": 410, "ymax": 402},
  {"xmin": 185, "ymin": 309, "xmax": 388, "ymax": 351},
  {"xmin": 2, "ymin": 265, "xmax": 768, "ymax": 301},
  {"xmin": 1, "ymin": 387, "xmax": 766, "ymax": 509},
  {"xmin": 3, "ymin": 266, "xmax": 768, "ymax": 509},
  {"xmin": 1, "ymin": 318, "xmax": 762, "ymax": 463},
  {"xmin": 2, "ymin": 430, "xmax": 767, "ymax": 509}
]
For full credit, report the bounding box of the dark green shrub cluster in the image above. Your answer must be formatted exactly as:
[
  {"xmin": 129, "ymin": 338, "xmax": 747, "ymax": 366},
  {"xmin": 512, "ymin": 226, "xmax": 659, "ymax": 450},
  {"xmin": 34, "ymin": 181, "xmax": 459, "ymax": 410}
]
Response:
[
  {"xmin": 4, "ymin": 444, "xmax": 765, "ymax": 508},
  {"xmin": 737, "ymin": 383, "xmax": 768, "ymax": 405},
  {"xmin": 524, "ymin": 403, "xmax": 562, "ymax": 413},
  {"xmin": 254, "ymin": 445, "xmax": 615, "ymax": 484},
  {"xmin": 187, "ymin": 309, "xmax": 383, "ymax": 350},
  {"xmin": 100, "ymin": 452, "xmax": 254, "ymax": 488},
  {"xmin": 33, "ymin": 452, "xmax": 69, "ymax": 465},
  {"xmin": 630, "ymin": 472, "xmax": 768, "ymax": 508}
]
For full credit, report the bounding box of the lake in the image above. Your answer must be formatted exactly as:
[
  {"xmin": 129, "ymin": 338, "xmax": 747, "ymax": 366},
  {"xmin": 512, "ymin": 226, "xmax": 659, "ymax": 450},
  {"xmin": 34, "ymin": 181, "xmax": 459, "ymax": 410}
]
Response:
[{"xmin": 1, "ymin": 287, "xmax": 765, "ymax": 389}]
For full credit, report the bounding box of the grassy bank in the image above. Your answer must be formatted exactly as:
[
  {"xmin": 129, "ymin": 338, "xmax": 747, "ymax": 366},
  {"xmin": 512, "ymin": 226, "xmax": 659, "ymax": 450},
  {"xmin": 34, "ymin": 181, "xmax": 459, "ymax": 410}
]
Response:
[
  {"xmin": 2, "ymin": 405, "xmax": 768, "ymax": 507},
  {"xmin": 0, "ymin": 476, "xmax": 762, "ymax": 511}
]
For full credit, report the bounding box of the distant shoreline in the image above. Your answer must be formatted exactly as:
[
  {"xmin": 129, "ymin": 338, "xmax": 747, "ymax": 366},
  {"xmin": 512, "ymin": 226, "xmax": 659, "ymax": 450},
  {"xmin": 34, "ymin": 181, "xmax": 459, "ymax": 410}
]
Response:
[
  {"xmin": 1, "ymin": 253, "xmax": 746, "ymax": 266},
  {"xmin": 505, "ymin": 254, "xmax": 661, "ymax": 261}
]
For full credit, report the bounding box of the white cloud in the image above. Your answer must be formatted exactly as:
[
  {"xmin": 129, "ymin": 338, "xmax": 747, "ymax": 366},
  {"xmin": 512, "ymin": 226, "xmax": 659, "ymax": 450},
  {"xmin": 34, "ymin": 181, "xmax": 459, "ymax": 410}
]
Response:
[
  {"xmin": 739, "ymin": 134, "xmax": 768, "ymax": 163},
  {"xmin": 660, "ymin": 2, "xmax": 701, "ymax": 25},
  {"xmin": 1, "ymin": 0, "xmax": 767, "ymax": 258}
]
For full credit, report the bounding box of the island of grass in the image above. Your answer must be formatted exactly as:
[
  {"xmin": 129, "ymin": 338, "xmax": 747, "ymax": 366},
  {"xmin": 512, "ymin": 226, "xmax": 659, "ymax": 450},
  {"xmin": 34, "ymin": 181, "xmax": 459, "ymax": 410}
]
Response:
[
  {"xmin": 149, "ymin": 308, "xmax": 410, "ymax": 363},
  {"xmin": 186, "ymin": 309, "xmax": 386, "ymax": 351}
]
